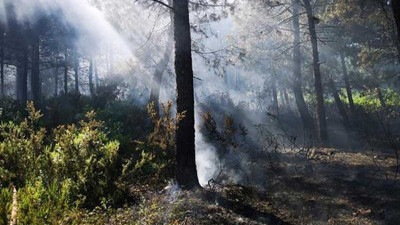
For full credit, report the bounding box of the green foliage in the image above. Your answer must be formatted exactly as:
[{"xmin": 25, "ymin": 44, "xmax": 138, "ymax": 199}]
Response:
[
  {"xmin": 0, "ymin": 102, "xmax": 124, "ymax": 224},
  {"xmin": 0, "ymin": 188, "xmax": 11, "ymax": 225},
  {"xmin": 340, "ymin": 88, "xmax": 400, "ymax": 111},
  {"xmin": 121, "ymin": 101, "xmax": 182, "ymax": 187},
  {"xmin": 17, "ymin": 180, "xmax": 70, "ymax": 225},
  {"xmin": 51, "ymin": 110, "xmax": 119, "ymax": 207},
  {"xmin": 0, "ymin": 102, "xmax": 47, "ymax": 188}
]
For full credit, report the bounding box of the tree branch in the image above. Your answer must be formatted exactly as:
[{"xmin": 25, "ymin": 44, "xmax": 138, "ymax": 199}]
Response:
[{"xmin": 149, "ymin": 0, "xmax": 174, "ymax": 11}]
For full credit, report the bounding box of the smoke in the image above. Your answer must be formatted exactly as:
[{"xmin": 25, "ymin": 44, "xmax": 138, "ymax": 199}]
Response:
[{"xmin": 0, "ymin": 0, "xmax": 133, "ymax": 62}]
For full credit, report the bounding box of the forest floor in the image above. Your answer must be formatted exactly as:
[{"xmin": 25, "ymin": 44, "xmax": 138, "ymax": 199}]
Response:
[{"xmin": 80, "ymin": 144, "xmax": 400, "ymax": 225}]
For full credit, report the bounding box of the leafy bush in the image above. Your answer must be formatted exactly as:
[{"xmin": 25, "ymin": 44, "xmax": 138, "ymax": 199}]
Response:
[
  {"xmin": 121, "ymin": 101, "xmax": 182, "ymax": 188},
  {"xmin": 51, "ymin": 110, "xmax": 119, "ymax": 207}
]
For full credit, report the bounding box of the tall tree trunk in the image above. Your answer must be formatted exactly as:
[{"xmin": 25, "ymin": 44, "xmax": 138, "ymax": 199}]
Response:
[
  {"xmin": 54, "ymin": 65, "xmax": 58, "ymax": 97},
  {"xmin": 392, "ymin": 0, "xmax": 400, "ymax": 54},
  {"xmin": 74, "ymin": 49, "xmax": 79, "ymax": 94},
  {"xmin": 283, "ymin": 88, "xmax": 290, "ymax": 107},
  {"xmin": 303, "ymin": 0, "xmax": 328, "ymax": 144},
  {"xmin": 9, "ymin": 185, "xmax": 17, "ymax": 225},
  {"xmin": 149, "ymin": 23, "xmax": 174, "ymax": 114},
  {"xmin": 292, "ymin": 0, "xmax": 314, "ymax": 132},
  {"xmin": 372, "ymin": 70, "xmax": 387, "ymax": 110},
  {"xmin": 376, "ymin": 87, "xmax": 387, "ymax": 109},
  {"xmin": 329, "ymin": 78, "xmax": 350, "ymax": 127},
  {"xmin": 89, "ymin": 58, "xmax": 94, "ymax": 98},
  {"xmin": 16, "ymin": 48, "xmax": 28, "ymax": 102},
  {"xmin": 0, "ymin": 31, "xmax": 4, "ymax": 98},
  {"xmin": 340, "ymin": 52, "xmax": 355, "ymax": 116},
  {"xmin": 64, "ymin": 48, "xmax": 68, "ymax": 94},
  {"xmin": 22, "ymin": 51, "xmax": 28, "ymax": 102},
  {"xmin": 271, "ymin": 79, "xmax": 279, "ymax": 115},
  {"xmin": 173, "ymin": 0, "xmax": 200, "ymax": 189},
  {"xmin": 31, "ymin": 36, "xmax": 41, "ymax": 102},
  {"xmin": 94, "ymin": 58, "xmax": 99, "ymax": 88}
]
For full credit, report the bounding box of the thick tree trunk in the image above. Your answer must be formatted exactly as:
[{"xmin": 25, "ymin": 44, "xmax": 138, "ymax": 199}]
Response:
[
  {"xmin": 74, "ymin": 50, "xmax": 79, "ymax": 94},
  {"xmin": 0, "ymin": 31, "xmax": 4, "ymax": 98},
  {"xmin": 340, "ymin": 52, "xmax": 355, "ymax": 116},
  {"xmin": 329, "ymin": 78, "xmax": 350, "ymax": 127},
  {"xmin": 173, "ymin": 0, "xmax": 200, "ymax": 189},
  {"xmin": 64, "ymin": 49, "xmax": 68, "ymax": 94},
  {"xmin": 149, "ymin": 25, "xmax": 174, "ymax": 114},
  {"xmin": 292, "ymin": 0, "xmax": 314, "ymax": 132},
  {"xmin": 31, "ymin": 36, "xmax": 41, "ymax": 102},
  {"xmin": 9, "ymin": 185, "xmax": 17, "ymax": 225},
  {"xmin": 303, "ymin": 0, "xmax": 328, "ymax": 144},
  {"xmin": 89, "ymin": 58, "xmax": 94, "ymax": 97}
]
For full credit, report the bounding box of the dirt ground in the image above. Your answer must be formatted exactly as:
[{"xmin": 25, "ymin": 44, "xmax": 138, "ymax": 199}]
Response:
[{"xmin": 165, "ymin": 146, "xmax": 400, "ymax": 225}]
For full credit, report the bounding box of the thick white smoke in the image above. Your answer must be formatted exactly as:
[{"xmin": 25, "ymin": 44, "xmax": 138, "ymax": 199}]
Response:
[{"xmin": 0, "ymin": 0, "xmax": 132, "ymax": 59}]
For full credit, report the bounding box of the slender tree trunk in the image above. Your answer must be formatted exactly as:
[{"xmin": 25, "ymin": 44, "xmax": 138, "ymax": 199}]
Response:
[
  {"xmin": 74, "ymin": 49, "xmax": 79, "ymax": 94},
  {"xmin": 392, "ymin": 0, "xmax": 400, "ymax": 56},
  {"xmin": 303, "ymin": 0, "xmax": 328, "ymax": 144},
  {"xmin": 372, "ymin": 70, "xmax": 387, "ymax": 110},
  {"xmin": 283, "ymin": 88, "xmax": 290, "ymax": 107},
  {"xmin": 377, "ymin": 87, "xmax": 387, "ymax": 109},
  {"xmin": 22, "ymin": 52, "xmax": 28, "ymax": 102},
  {"xmin": 173, "ymin": 0, "xmax": 200, "ymax": 189},
  {"xmin": 271, "ymin": 79, "xmax": 279, "ymax": 115},
  {"xmin": 9, "ymin": 185, "xmax": 17, "ymax": 225},
  {"xmin": 340, "ymin": 52, "xmax": 355, "ymax": 116},
  {"xmin": 94, "ymin": 58, "xmax": 99, "ymax": 88},
  {"xmin": 64, "ymin": 48, "xmax": 68, "ymax": 94},
  {"xmin": 89, "ymin": 58, "xmax": 94, "ymax": 97},
  {"xmin": 54, "ymin": 65, "xmax": 58, "ymax": 97},
  {"xmin": 31, "ymin": 36, "xmax": 41, "ymax": 102},
  {"xmin": 292, "ymin": 0, "xmax": 314, "ymax": 132},
  {"xmin": 329, "ymin": 78, "xmax": 350, "ymax": 127},
  {"xmin": 0, "ymin": 31, "xmax": 4, "ymax": 98},
  {"xmin": 149, "ymin": 22, "xmax": 174, "ymax": 114}
]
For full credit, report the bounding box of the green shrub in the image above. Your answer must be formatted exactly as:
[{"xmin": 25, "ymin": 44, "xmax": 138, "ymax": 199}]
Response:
[
  {"xmin": 121, "ymin": 101, "xmax": 182, "ymax": 188},
  {"xmin": 51, "ymin": 111, "xmax": 119, "ymax": 207}
]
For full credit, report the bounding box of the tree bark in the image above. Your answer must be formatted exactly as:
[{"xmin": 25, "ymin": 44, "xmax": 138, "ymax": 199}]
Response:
[
  {"xmin": 340, "ymin": 52, "xmax": 355, "ymax": 116},
  {"xmin": 303, "ymin": 0, "xmax": 328, "ymax": 144},
  {"xmin": 149, "ymin": 23, "xmax": 174, "ymax": 114},
  {"xmin": 64, "ymin": 48, "xmax": 68, "ymax": 94},
  {"xmin": 89, "ymin": 58, "xmax": 94, "ymax": 98},
  {"xmin": 31, "ymin": 36, "xmax": 41, "ymax": 102},
  {"xmin": 54, "ymin": 65, "xmax": 59, "ymax": 97},
  {"xmin": 173, "ymin": 0, "xmax": 200, "ymax": 189},
  {"xmin": 94, "ymin": 58, "xmax": 99, "ymax": 88},
  {"xmin": 283, "ymin": 88, "xmax": 290, "ymax": 107},
  {"xmin": 271, "ymin": 79, "xmax": 279, "ymax": 115},
  {"xmin": 392, "ymin": 0, "xmax": 400, "ymax": 53},
  {"xmin": 329, "ymin": 78, "xmax": 350, "ymax": 127},
  {"xmin": 16, "ymin": 49, "xmax": 28, "ymax": 102},
  {"xmin": 292, "ymin": 0, "xmax": 314, "ymax": 132},
  {"xmin": 74, "ymin": 49, "xmax": 79, "ymax": 94}
]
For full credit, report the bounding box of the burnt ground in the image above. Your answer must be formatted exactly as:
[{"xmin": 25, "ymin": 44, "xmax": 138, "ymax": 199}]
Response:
[
  {"xmin": 169, "ymin": 144, "xmax": 399, "ymax": 225},
  {"xmin": 73, "ymin": 145, "xmax": 400, "ymax": 225}
]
